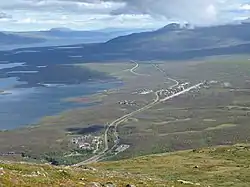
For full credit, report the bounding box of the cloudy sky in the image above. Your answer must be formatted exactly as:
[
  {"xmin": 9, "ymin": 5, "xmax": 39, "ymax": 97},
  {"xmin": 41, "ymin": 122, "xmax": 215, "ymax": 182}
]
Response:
[{"xmin": 0, "ymin": 0, "xmax": 250, "ymax": 31}]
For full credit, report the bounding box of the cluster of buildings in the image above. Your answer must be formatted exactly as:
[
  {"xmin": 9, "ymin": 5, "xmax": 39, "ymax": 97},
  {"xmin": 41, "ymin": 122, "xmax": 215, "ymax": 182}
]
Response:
[
  {"xmin": 114, "ymin": 144, "xmax": 130, "ymax": 155},
  {"xmin": 71, "ymin": 135, "xmax": 102, "ymax": 151},
  {"xmin": 133, "ymin": 89, "xmax": 153, "ymax": 95},
  {"xmin": 159, "ymin": 82, "xmax": 190, "ymax": 97},
  {"xmin": 118, "ymin": 100, "xmax": 137, "ymax": 106}
]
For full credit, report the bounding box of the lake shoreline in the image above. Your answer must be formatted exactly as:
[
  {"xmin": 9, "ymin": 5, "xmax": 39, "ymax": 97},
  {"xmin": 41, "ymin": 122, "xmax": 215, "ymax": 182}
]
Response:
[{"xmin": 0, "ymin": 79, "xmax": 122, "ymax": 130}]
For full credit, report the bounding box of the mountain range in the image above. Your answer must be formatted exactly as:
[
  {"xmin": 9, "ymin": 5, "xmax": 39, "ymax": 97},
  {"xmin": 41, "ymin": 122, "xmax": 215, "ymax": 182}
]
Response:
[
  {"xmin": 0, "ymin": 27, "xmax": 152, "ymax": 50},
  {"xmin": 83, "ymin": 22, "xmax": 250, "ymax": 61},
  {"xmin": 0, "ymin": 32, "xmax": 46, "ymax": 45},
  {"xmin": 1, "ymin": 22, "xmax": 250, "ymax": 63}
]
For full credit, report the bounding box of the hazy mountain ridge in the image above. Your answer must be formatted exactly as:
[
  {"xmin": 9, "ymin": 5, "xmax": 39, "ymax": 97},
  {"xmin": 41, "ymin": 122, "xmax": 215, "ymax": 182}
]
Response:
[
  {"xmin": 1, "ymin": 23, "xmax": 250, "ymax": 63},
  {"xmin": 0, "ymin": 32, "xmax": 46, "ymax": 45},
  {"xmin": 103, "ymin": 22, "xmax": 250, "ymax": 52},
  {"xmin": 0, "ymin": 28, "xmax": 151, "ymax": 50},
  {"xmin": 77, "ymin": 22, "xmax": 250, "ymax": 61}
]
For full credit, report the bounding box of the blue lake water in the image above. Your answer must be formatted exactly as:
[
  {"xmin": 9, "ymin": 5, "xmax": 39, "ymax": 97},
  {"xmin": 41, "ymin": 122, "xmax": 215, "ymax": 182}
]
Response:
[
  {"xmin": 0, "ymin": 79, "xmax": 122, "ymax": 130},
  {"xmin": 0, "ymin": 77, "xmax": 22, "ymax": 89},
  {"xmin": 0, "ymin": 62, "xmax": 24, "ymax": 70}
]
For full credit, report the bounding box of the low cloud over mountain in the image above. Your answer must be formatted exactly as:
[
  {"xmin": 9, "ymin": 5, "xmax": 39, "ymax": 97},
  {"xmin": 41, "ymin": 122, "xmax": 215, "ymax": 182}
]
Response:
[{"xmin": 0, "ymin": 0, "xmax": 250, "ymax": 31}]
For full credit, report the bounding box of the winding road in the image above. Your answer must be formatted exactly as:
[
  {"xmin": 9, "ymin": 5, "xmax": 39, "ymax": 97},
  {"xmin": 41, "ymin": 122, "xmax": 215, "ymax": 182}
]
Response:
[
  {"xmin": 152, "ymin": 63, "xmax": 179, "ymax": 89},
  {"xmin": 129, "ymin": 61, "xmax": 150, "ymax": 76},
  {"xmin": 73, "ymin": 62, "xmax": 203, "ymax": 166},
  {"xmin": 111, "ymin": 61, "xmax": 149, "ymax": 77}
]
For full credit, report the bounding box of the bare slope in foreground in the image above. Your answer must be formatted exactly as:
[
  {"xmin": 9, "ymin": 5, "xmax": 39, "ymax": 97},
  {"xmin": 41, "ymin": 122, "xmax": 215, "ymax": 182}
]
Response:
[{"xmin": 1, "ymin": 144, "xmax": 250, "ymax": 187}]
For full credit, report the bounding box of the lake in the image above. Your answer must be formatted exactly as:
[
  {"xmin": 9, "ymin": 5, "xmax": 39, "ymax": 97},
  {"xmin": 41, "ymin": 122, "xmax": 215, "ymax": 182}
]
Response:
[
  {"xmin": 0, "ymin": 78, "xmax": 122, "ymax": 130},
  {"xmin": 0, "ymin": 50, "xmax": 120, "ymax": 130}
]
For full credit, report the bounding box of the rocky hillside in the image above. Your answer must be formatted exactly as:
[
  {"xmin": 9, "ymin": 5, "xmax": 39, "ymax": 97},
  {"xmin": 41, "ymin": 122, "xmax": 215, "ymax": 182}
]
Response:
[{"xmin": 1, "ymin": 144, "xmax": 250, "ymax": 187}]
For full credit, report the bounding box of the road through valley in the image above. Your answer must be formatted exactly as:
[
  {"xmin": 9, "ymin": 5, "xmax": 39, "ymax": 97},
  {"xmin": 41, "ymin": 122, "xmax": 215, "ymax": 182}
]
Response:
[{"xmin": 74, "ymin": 62, "xmax": 203, "ymax": 166}]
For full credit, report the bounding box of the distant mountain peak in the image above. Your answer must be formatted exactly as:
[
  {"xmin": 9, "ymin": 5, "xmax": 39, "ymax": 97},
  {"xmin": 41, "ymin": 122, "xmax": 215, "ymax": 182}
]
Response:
[
  {"xmin": 162, "ymin": 23, "xmax": 182, "ymax": 30},
  {"xmin": 158, "ymin": 23, "xmax": 193, "ymax": 32}
]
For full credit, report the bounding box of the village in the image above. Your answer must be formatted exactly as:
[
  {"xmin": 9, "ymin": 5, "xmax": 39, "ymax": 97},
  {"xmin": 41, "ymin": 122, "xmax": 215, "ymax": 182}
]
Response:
[
  {"xmin": 158, "ymin": 82, "xmax": 190, "ymax": 98},
  {"xmin": 68, "ymin": 79, "xmax": 220, "ymax": 160},
  {"xmin": 71, "ymin": 135, "xmax": 103, "ymax": 153}
]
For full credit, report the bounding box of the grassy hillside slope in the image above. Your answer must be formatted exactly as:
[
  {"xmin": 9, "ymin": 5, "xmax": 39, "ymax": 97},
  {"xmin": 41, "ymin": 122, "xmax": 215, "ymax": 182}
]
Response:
[{"xmin": 1, "ymin": 144, "xmax": 250, "ymax": 187}]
